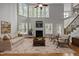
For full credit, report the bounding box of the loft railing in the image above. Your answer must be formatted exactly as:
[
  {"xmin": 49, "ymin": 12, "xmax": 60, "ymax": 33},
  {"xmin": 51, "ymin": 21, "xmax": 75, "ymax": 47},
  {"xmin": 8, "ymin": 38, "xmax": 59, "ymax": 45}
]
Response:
[{"xmin": 64, "ymin": 14, "xmax": 79, "ymax": 34}]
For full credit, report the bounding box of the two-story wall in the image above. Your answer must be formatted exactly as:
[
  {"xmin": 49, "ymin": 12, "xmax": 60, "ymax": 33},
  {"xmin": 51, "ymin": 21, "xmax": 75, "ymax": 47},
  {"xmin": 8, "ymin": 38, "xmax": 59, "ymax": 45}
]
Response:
[
  {"xmin": 0, "ymin": 3, "xmax": 64, "ymax": 37},
  {"xmin": 17, "ymin": 3, "xmax": 64, "ymax": 37}
]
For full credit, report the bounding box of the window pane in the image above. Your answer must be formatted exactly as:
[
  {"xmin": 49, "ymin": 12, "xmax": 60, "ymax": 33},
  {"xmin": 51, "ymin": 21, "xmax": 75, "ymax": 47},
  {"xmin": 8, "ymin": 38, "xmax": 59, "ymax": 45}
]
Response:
[
  {"xmin": 46, "ymin": 6, "xmax": 49, "ymax": 17},
  {"xmin": 18, "ymin": 4, "xmax": 50, "ymax": 18},
  {"xmin": 18, "ymin": 3, "xmax": 27, "ymax": 17},
  {"xmin": 29, "ymin": 6, "xmax": 33, "ymax": 17},
  {"xmin": 41, "ymin": 7, "xmax": 45, "ymax": 17},
  {"xmin": 38, "ymin": 7, "xmax": 41, "ymax": 17},
  {"xmin": 18, "ymin": 23, "xmax": 28, "ymax": 34},
  {"xmin": 25, "ymin": 23, "xmax": 28, "ymax": 34},
  {"xmin": 23, "ymin": 4, "xmax": 27, "ymax": 17},
  {"xmin": 18, "ymin": 4, "xmax": 23, "ymax": 16},
  {"xmin": 36, "ymin": 8, "xmax": 38, "ymax": 17},
  {"xmin": 34, "ymin": 8, "xmax": 37, "ymax": 17},
  {"xmin": 45, "ymin": 23, "xmax": 53, "ymax": 34},
  {"xmin": 32, "ymin": 7, "xmax": 34, "ymax": 17},
  {"xmin": 40, "ymin": 8, "xmax": 42, "ymax": 17},
  {"xmin": 56, "ymin": 24, "xmax": 62, "ymax": 35},
  {"xmin": 18, "ymin": 23, "xmax": 25, "ymax": 33}
]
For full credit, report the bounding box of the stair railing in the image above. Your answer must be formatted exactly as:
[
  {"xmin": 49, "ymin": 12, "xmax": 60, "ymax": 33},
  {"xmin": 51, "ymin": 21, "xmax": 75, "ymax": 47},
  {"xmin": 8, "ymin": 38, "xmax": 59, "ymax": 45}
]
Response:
[{"xmin": 64, "ymin": 14, "xmax": 79, "ymax": 34}]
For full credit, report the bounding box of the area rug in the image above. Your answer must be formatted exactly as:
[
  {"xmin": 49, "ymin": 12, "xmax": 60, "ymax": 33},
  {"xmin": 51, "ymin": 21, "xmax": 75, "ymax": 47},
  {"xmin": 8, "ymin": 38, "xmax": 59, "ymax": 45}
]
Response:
[{"xmin": 1, "ymin": 38, "xmax": 75, "ymax": 54}]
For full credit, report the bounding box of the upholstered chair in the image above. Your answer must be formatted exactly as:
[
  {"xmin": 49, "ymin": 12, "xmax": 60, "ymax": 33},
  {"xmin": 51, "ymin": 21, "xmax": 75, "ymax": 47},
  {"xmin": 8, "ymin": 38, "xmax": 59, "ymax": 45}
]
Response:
[{"xmin": 56, "ymin": 35, "xmax": 71, "ymax": 48}]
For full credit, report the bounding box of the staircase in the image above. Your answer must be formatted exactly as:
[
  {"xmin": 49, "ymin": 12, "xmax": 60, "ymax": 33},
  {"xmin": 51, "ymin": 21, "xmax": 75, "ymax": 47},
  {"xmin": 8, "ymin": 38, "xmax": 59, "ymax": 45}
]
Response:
[
  {"xmin": 64, "ymin": 13, "xmax": 79, "ymax": 36},
  {"xmin": 64, "ymin": 14, "xmax": 79, "ymax": 28}
]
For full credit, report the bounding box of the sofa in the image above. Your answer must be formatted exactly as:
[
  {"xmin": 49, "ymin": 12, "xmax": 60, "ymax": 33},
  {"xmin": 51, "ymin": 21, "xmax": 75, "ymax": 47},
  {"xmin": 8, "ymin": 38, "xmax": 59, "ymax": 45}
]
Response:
[
  {"xmin": 0, "ymin": 33, "xmax": 24, "ymax": 51},
  {"xmin": 0, "ymin": 38, "xmax": 4, "ymax": 52}
]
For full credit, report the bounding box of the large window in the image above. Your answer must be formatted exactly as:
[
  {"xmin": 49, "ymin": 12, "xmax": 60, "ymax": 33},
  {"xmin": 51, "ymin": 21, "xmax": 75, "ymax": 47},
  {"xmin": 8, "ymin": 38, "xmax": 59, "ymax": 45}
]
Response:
[
  {"xmin": 18, "ymin": 23, "xmax": 25, "ymax": 33},
  {"xmin": 56, "ymin": 24, "xmax": 62, "ymax": 35},
  {"xmin": 29, "ymin": 5, "xmax": 49, "ymax": 17},
  {"xmin": 29, "ymin": 5, "xmax": 33, "ymax": 17},
  {"xmin": 45, "ymin": 23, "xmax": 53, "ymax": 34},
  {"xmin": 18, "ymin": 3, "xmax": 49, "ymax": 18},
  {"xmin": 18, "ymin": 4, "xmax": 27, "ymax": 17},
  {"xmin": 18, "ymin": 23, "xmax": 28, "ymax": 34},
  {"xmin": 18, "ymin": 4, "xmax": 23, "ymax": 16}
]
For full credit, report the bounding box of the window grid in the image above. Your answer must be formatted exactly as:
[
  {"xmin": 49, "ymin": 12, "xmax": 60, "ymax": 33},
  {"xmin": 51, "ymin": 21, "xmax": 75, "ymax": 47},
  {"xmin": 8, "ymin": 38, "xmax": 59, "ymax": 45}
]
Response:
[
  {"xmin": 18, "ymin": 23, "xmax": 28, "ymax": 34},
  {"xmin": 45, "ymin": 23, "xmax": 53, "ymax": 34},
  {"xmin": 18, "ymin": 4, "xmax": 49, "ymax": 18}
]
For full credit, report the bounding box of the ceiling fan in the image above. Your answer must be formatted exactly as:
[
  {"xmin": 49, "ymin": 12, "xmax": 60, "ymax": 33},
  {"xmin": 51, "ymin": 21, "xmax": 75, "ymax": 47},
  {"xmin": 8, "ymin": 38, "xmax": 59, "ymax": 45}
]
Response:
[{"xmin": 34, "ymin": 3, "xmax": 48, "ymax": 9}]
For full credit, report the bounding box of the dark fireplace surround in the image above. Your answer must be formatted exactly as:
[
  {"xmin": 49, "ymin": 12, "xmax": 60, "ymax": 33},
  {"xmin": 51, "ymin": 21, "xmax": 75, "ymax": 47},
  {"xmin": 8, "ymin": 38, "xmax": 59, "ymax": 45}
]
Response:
[
  {"xmin": 36, "ymin": 30, "xmax": 43, "ymax": 37},
  {"xmin": 33, "ymin": 30, "xmax": 45, "ymax": 46},
  {"xmin": 33, "ymin": 21, "xmax": 45, "ymax": 46}
]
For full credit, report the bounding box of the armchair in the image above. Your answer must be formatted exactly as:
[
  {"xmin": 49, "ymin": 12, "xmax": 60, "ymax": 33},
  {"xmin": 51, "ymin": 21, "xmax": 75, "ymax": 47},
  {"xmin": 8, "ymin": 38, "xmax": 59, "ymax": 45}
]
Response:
[{"xmin": 56, "ymin": 35, "xmax": 71, "ymax": 48}]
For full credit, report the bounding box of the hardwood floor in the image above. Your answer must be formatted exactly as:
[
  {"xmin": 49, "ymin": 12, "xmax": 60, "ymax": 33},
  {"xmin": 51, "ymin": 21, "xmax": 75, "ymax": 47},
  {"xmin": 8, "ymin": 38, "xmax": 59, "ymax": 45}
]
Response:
[
  {"xmin": 0, "ymin": 53, "xmax": 79, "ymax": 56},
  {"xmin": 0, "ymin": 38, "xmax": 79, "ymax": 56},
  {"xmin": 0, "ymin": 53, "xmax": 69, "ymax": 56},
  {"xmin": 0, "ymin": 45, "xmax": 79, "ymax": 56},
  {"xmin": 70, "ymin": 45, "xmax": 79, "ymax": 56}
]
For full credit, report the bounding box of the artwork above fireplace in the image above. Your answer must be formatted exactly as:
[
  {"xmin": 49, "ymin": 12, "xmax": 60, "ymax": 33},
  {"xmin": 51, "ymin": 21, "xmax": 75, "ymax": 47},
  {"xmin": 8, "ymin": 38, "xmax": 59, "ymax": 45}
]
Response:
[{"xmin": 36, "ymin": 21, "xmax": 43, "ymax": 28}]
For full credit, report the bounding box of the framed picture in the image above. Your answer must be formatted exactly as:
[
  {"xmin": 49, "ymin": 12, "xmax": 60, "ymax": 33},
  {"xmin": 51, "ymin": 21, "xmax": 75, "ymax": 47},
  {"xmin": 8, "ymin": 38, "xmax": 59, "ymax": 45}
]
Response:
[
  {"xmin": 36, "ymin": 21, "xmax": 43, "ymax": 28},
  {"xmin": 1, "ymin": 21, "xmax": 11, "ymax": 34}
]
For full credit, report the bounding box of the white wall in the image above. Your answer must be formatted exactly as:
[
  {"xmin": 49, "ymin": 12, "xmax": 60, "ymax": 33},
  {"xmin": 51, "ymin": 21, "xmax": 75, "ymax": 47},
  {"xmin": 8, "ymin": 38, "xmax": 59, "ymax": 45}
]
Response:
[
  {"xmin": 0, "ymin": 3, "xmax": 17, "ymax": 36},
  {"xmin": 17, "ymin": 3, "xmax": 64, "ymax": 36},
  {"xmin": 64, "ymin": 3, "xmax": 72, "ymax": 11},
  {"xmin": 49, "ymin": 4, "xmax": 64, "ymax": 35}
]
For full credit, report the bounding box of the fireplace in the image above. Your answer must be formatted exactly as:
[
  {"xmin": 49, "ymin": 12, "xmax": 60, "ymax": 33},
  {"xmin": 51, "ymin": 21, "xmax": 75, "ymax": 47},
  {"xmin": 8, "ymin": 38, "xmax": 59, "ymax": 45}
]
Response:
[
  {"xmin": 33, "ymin": 30, "xmax": 45, "ymax": 46},
  {"xmin": 36, "ymin": 30, "xmax": 43, "ymax": 37}
]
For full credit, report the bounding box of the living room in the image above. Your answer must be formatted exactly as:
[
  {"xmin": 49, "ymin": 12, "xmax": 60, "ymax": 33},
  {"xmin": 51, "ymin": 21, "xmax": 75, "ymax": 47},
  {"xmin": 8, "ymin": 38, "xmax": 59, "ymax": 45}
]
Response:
[{"xmin": 0, "ymin": 3, "xmax": 79, "ymax": 56}]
